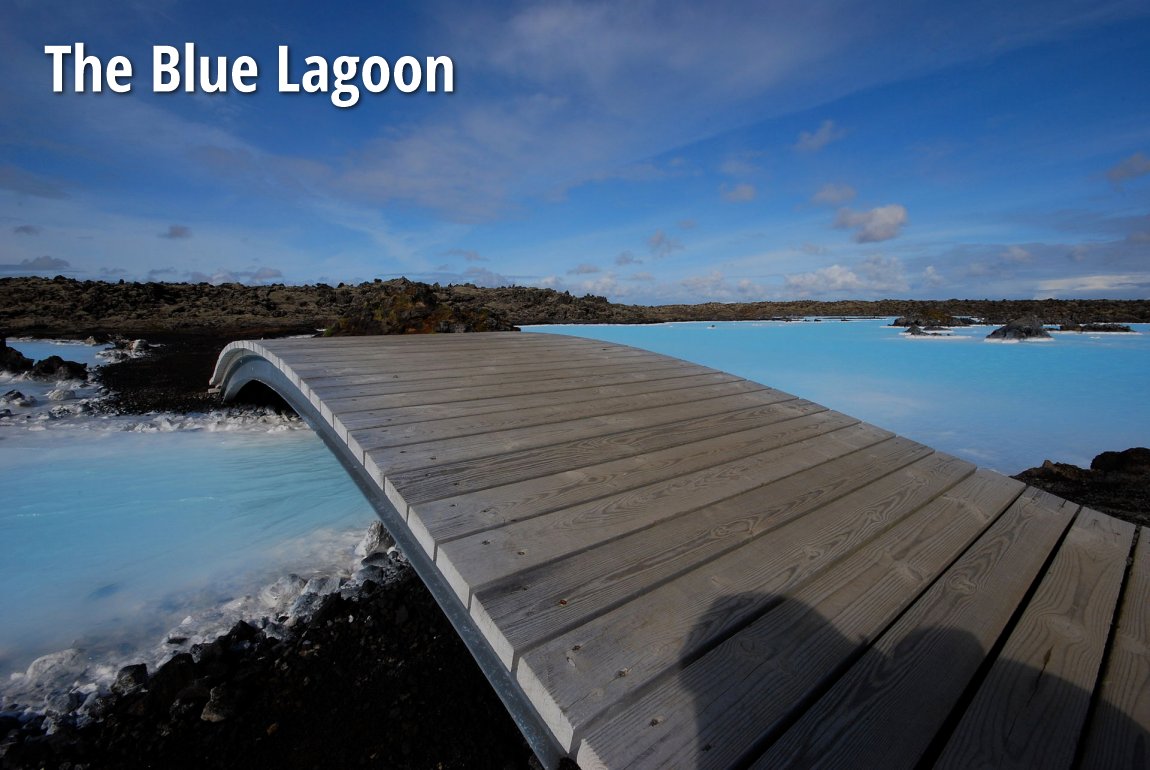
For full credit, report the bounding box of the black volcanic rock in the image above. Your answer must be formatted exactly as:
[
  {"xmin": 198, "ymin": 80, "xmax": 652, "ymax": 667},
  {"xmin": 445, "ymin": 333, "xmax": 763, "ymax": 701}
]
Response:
[
  {"xmin": 1060, "ymin": 322, "xmax": 1133, "ymax": 333},
  {"xmin": 30, "ymin": 355, "xmax": 87, "ymax": 381},
  {"xmin": 1014, "ymin": 447, "xmax": 1150, "ymax": 526},
  {"xmin": 987, "ymin": 315, "xmax": 1051, "ymax": 340},
  {"xmin": 325, "ymin": 278, "xmax": 517, "ymax": 335},
  {"xmin": 1, "ymin": 341, "xmax": 34, "ymax": 374}
]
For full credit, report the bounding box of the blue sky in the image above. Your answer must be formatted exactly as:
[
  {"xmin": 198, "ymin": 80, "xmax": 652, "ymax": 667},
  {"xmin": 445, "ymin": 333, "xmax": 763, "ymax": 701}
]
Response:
[{"xmin": 2, "ymin": 0, "xmax": 1149, "ymax": 302}]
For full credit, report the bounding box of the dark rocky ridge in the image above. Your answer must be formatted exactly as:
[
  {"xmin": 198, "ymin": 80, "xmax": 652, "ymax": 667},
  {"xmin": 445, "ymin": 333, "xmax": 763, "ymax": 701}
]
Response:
[{"xmin": 4, "ymin": 276, "xmax": 1150, "ymax": 337}]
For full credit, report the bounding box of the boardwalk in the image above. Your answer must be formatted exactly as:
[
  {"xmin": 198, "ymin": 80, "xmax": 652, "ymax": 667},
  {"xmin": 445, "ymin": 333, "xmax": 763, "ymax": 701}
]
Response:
[{"xmin": 210, "ymin": 332, "xmax": 1148, "ymax": 769}]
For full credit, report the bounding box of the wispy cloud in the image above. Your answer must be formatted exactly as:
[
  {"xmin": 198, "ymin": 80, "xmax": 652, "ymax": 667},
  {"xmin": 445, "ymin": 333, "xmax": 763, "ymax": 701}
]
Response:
[
  {"xmin": 1106, "ymin": 151, "xmax": 1150, "ymax": 185},
  {"xmin": 0, "ymin": 165, "xmax": 68, "ymax": 199},
  {"xmin": 0, "ymin": 255, "xmax": 72, "ymax": 275},
  {"xmin": 794, "ymin": 120, "xmax": 846, "ymax": 152},
  {"xmin": 567, "ymin": 263, "xmax": 601, "ymax": 275},
  {"xmin": 834, "ymin": 204, "xmax": 908, "ymax": 242},
  {"xmin": 615, "ymin": 251, "xmax": 642, "ymax": 266},
  {"xmin": 444, "ymin": 248, "xmax": 488, "ymax": 262},
  {"xmin": 812, "ymin": 182, "xmax": 856, "ymax": 205},
  {"xmin": 721, "ymin": 182, "xmax": 756, "ymax": 202},
  {"xmin": 648, "ymin": 229, "xmax": 684, "ymax": 258},
  {"xmin": 13, "ymin": 224, "xmax": 41, "ymax": 235}
]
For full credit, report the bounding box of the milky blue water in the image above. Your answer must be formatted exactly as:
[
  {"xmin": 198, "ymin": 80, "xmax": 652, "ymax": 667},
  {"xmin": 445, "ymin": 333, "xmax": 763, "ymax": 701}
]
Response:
[
  {"xmin": 3, "ymin": 323, "xmax": 1148, "ymax": 689},
  {"xmin": 528, "ymin": 319, "xmax": 1150, "ymax": 473},
  {"xmin": 2, "ymin": 341, "xmax": 374, "ymax": 684}
]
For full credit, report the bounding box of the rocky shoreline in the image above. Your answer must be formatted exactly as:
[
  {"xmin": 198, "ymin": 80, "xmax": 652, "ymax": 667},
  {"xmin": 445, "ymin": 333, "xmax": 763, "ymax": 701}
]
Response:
[{"xmin": 1, "ymin": 528, "xmax": 543, "ymax": 769}]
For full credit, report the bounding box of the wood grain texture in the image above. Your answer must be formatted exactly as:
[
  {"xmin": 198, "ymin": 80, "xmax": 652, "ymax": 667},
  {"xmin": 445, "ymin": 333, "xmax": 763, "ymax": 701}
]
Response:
[
  {"xmin": 412, "ymin": 406, "xmax": 847, "ymax": 543},
  {"xmin": 750, "ymin": 488, "xmax": 1078, "ymax": 770},
  {"xmin": 1079, "ymin": 526, "xmax": 1150, "ymax": 769},
  {"xmin": 578, "ymin": 468, "xmax": 1023, "ymax": 770},
  {"xmin": 935, "ymin": 508, "xmax": 1134, "ymax": 770}
]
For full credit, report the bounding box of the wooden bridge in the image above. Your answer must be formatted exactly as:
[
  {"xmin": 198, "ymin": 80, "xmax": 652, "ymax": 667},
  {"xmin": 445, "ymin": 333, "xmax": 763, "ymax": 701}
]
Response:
[{"xmin": 210, "ymin": 331, "xmax": 1148, "ymax": 769}]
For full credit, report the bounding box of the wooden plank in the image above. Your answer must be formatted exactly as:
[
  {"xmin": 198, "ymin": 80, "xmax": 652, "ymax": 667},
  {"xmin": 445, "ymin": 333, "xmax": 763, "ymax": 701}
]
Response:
[
  {"xmin": 319, "ymin": 369, "xmax": 738, "ymax": 416},
  {"xmin": 338, "ymin": 379, "xmax": 768, "ymax": 440},
  {"xmin": 275, "ymin": 344, "xmax": 657, "ymax": 374},
  {"xmin": 259, "ymin": 333, "xmax": 601, "ymax": 355},
  {"xmin": 359, "ymin": 389, "xmax": 798, "ymax": 474},
  {"xmin": 387, "ymin": 398, "xmax": 818, "ymax": 504},
  {"xmin": 412, "ymin": 406, "xmax": 847, "ymax": 542},
  {"xmin": 578, "ymin": 468, "xmax": 1023, "ymax": 770},
  {"xmin": 303, "ymin": 359, "xmax": 695, "ymax": 400},
  {"xmin": 506, "ymin": 437, "xmax": 936, "ymax": 749},
  {"xmin": 935, "ymin": 508, "xmax": 1135, "ymax": 770},
  {"xmin": 750, "ymin": 488, "xmax": 1079, "ymax": 769},
  {"xmin": 283, "ymin": 348, "xmax": 660, "ymax": 379},
  {"xmin": 1078, "ymin": 526, "xmax": 1150, "ymax": 769},
  {"xmin": 439, "ymin": 424, "xmax": 906, "ymax": 598},
  {"xmin": 481, "ymin": 448, "xmax": 969, "ymax": 672}
]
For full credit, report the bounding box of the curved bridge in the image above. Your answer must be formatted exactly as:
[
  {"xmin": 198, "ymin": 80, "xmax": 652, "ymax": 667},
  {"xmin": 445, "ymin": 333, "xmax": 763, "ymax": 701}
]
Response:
[{"xmin": 211, "ymin": 332, "xmax": 1148, "ymax": 769}]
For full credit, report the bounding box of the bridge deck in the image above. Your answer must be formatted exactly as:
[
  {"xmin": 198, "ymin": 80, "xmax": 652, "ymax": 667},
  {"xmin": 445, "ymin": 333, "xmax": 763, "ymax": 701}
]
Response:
[{"xmin": 210, "ymin": 332, "xmax": 1148, "ymax": 769}]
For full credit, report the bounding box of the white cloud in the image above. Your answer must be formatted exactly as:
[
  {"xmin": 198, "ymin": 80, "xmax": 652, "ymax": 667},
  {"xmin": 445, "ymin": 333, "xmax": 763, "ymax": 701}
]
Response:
[
  {"xmin": 1001, "ymin": 245, "xmax": 1032, "ymax": 263},
  {"xmin": 1106, "ymin": 152, "xmax": 1150, "ymax": 185},
  {"xmin": 922, "ymin": 265, "xmax": 944, "ymax": 288},
  {"xmin": 812, "ymin": 182, "xmax": 857, "ymax": 205},
  {"xmin": 648, "ymin": 229, "xmax": 684, "ymax": 259},
  {"xmin": 1036, "ymin": 273, "xmax": 1150, "ymax": 295},
  {"xmin": 0, "ymin": 255, "xmax": 72, "ymax": 274},
  {"xmin": 721, "ymin": 183, "xmax": 757, "ymax": 202},
  {"xmin": 719, "ymin": 152, "xmax": 766, "ymax": 177},
  {"xmin": 794, "ymin": 120, "xmax": 847, "ymax": 152},
  {"xmin": 784, "ymin": 255, "xmax": 908, "ymax": 295},
  {"xmin": 834, "ymin": 204, "xmax": 909, "ymax": 242},
  {"xmin": 615, "ymin": 251, "xmax": 642, "ymax": 266}
]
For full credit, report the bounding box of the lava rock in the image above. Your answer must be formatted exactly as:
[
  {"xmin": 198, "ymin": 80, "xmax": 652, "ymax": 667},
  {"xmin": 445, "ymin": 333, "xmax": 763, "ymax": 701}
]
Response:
[
  {"xmin": 1091, "ymin": 447, "xmax": 1150, "ymax": 475},
  {"xmin": 1060, "ymin": 322, "xmax": 1133, "ymax": 333},
  {"xmin": 1, "ymin": 343, "xmax": 34, "ymax": 374},
  {"xmin": 111, "ymin": 663, "xmax": 149, "ymax": 696},
  {"xmin": 30, "ymin": 355, "xmax": 88, "ymax": 381},
  {"xmin": 986, "ymin": 315, "xmax": 1051, "ymax": 340}
]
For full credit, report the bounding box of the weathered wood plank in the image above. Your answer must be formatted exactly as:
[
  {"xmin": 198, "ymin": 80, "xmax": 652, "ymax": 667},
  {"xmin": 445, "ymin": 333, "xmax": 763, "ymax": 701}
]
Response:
[
  {"xmin": 359, "ymin": 389, "xmax": 798, "ymax": 475},
  {"xmin": 750, "ymin": 488, "xmax": 1078, "ymax": 769},
  {"xmin": 506, "ymin": 437, "xmax": 939, "ymax": 749},
  {"xmin": 339, "ymin": 379, "xmax": 768, "ymax": 440},
  {"xmin": 578, "ymin": 468, "xmax": 1024, "ymax": 770},
  {"xmin": 304, "ymin": 359, "xmax": 695, "ymax": 400},
  {"xmin": 320, "ymin": 370, "xmax": 739, "ymax": 417},
  {"xmin": 439, "ymin": 425, "xmax": 906, "ymax": 600},
  {"xmin": 935, "ymin": 508, "xmax": 1134, "ymax": 770},
  {"xmin": 284, "ymin": 347, "xmax": 660, "ymax": 379},
  {"xmin": 412, "ymin": 406, "xmax": 847, "ymax": 542},
  {"xmin": 475, "ymin": 444, "xmax": 969, "ymax": 663},
  {"xmin": 1078, "ymin": 526, "xmax": 1150, "ymax": 769},
  {"xmin": 387, "ymin": 397, "xmax": 820, "ymax": 504}
]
